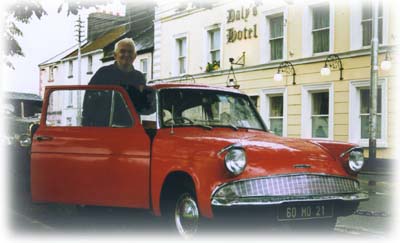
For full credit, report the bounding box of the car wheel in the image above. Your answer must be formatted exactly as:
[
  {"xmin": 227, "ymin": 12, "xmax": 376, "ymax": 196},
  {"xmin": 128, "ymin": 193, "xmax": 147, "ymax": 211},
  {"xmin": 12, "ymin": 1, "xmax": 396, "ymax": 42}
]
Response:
[{"xmin": 173, "ymin": 192, "xmax": 200, "ymax": 238}]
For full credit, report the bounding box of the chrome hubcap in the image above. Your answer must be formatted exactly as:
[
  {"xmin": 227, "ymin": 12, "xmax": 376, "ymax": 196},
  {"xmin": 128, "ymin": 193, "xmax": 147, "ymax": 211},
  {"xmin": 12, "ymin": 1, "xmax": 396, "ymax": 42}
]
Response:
[{"xmin": 174, "ymin": 195, "xmax": 199, "ymax": 238}]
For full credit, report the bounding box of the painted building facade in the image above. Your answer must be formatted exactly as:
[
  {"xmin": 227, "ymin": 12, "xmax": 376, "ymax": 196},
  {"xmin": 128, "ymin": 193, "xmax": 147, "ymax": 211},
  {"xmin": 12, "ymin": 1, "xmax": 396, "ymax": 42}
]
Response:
[{"xmin": 153, "ymin": 0, "xmax": 399, "ymax": 159}]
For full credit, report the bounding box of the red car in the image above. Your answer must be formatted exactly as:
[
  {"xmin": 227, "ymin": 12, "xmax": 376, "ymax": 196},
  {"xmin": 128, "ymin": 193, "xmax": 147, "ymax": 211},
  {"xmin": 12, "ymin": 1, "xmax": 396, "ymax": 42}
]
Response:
[{"xmin": 31, "ymin": 83, "xmax": 368, "ymax": 237}]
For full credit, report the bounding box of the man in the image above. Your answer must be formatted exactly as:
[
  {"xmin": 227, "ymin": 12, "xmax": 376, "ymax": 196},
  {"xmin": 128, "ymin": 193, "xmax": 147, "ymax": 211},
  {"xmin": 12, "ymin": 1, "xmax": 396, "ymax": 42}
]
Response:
[
  {"xmin": 82, "ymin": 38, "xmax": 154, "ymax": 126},
  {"xmin": 89, "ymin": 38, "xmax": 146, "ymax": 91}
]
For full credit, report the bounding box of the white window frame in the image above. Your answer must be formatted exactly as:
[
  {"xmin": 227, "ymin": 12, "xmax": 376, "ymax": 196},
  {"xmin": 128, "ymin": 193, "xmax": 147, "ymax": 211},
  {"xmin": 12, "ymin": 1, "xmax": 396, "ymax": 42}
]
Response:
[
  {"xmin": 49, "ymin": 66, "xmax": 55, "ymax": 82},
  {"xmin": 301, "ymin": 83, "xmax": 334, "ymax": 140},
  {"xmin": 87, "ymin": 55, "xmax": 93, "ymax": 74},
  {"xmin": 203, "ymin": 24, "xmax": 222, "ymax": 66},
  {"xmin": 302, "ymin": 0, "xmax": 334, "ymax": 57},
  {"xmin": 260, "ymin": 87, "xmax": 288, "ymax": 137},
  {"xmin": 172, "ymin": 33, "xmax": 188, "ymax": 76},
  {"xmin": 140, "ymin": 58, "xmax": 148, "ymax": 80},
  {"xmin": 208, "ymin": 27, "xmax": 221, "ymax": 63},
  {"xmin": 349, "ymin": 0, "xmax": 389, "ymax": 50},
  {"xmin": 68, "ymin": 61, "xmax": 73, "ymax": 78},
  {"xmin": 349, "ymin": 79, "xmax": 388, "ymax": 148},
  {"xmin": 260, "ymin": 7, "xmax": 288, "ymax": 63}
]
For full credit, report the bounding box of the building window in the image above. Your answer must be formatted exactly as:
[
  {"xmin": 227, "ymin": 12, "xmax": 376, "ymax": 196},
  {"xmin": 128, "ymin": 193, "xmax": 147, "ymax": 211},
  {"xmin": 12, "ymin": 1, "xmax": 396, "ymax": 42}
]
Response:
[
  {"xmin": 68, "ymin": 61, "xmax": 73, "ymax": 78},
  {"xmin": 269, "ymin": 15, "xmax": 284, "ymax": 60},
  {"xmin": 68, "ymin": 92, "xmax": 73, "ymax": 108},
  {"xmin": 349, "ymin": 80, "xmax": 387, "ymax": 147},
  {"xmin": 311, "ymin": 92, "xmax": 329, "ymax": 138},
  {"xmin": 312, "ymin": 4, "xmax": 330, "ymax": 54},
  {"xmin": 301, "ymin": 84, "xmax": 333, "ymax": 139},
  {"xmin": 360, "ymin": 88, "xmax": 382, "ymax": 139},
  {"xmin": 268, "ymin": 95, "xmax": 284, "ymax": 136},
  {"xmin": 361, "ymin": 1, "xmax": 383, "ymax": 46},
  {"xmin": 208, "ymin": 28, "xmax": 220, "ymax": 63},
  {"xmin": 49, "ymin": 66, "xmax": 54, "ymax": 82},
  {"xmin": 260, "ymin": 88, "xmax": 287, "ymax": 137},
  {"xmin": 249, "ymin": 95, "xmax": 259, "ymax": 108},
  {"xmin": 87, "ymin": 55, "xmax": 93, "ymax": 74},
  {"xmin": 176, "ymin": 37, "xmax": 187, "ymax": 75},
  {"xmin": 140, "ymin": 58, "xmax": 148, "ymax": 81}
]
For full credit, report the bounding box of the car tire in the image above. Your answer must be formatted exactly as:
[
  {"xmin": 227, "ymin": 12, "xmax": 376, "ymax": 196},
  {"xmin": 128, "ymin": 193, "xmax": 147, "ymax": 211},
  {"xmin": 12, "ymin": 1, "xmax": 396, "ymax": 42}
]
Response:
[{"xmin": 163, "ymin": 191, "xmax": 201, "ymax": 238}]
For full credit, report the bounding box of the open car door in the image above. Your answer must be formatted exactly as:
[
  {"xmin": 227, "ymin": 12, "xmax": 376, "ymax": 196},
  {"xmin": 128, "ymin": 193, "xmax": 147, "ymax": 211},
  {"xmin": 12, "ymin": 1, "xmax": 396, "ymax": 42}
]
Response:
[{"xmin": 31, "ymin": 85, "xmax": 151, "ymax": 208}]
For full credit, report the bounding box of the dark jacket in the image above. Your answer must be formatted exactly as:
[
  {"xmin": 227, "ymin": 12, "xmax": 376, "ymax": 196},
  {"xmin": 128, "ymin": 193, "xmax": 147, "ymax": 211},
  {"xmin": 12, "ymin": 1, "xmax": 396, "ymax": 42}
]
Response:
[{"xmin": 82, "ymin": 63, "xmax": 154, "ymax": 126}]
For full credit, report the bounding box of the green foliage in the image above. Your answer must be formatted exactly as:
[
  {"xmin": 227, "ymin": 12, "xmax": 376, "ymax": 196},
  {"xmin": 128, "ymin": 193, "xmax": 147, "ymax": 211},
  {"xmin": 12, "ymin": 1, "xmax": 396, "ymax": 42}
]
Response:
[
  {"xmin": 4, "ymin": 0, "xmax": 111, "ymax": 69},
  {"xmin": 205, "ymin": 60, "xmax": 220, "ymax": 72}
]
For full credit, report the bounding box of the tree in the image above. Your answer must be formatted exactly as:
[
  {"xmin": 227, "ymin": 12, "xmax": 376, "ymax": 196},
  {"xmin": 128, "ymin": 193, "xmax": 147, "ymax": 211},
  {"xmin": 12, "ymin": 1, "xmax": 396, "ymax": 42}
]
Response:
[{"xmin": 4, "ymin": 0, "xmax": 111, "ymax": 69}]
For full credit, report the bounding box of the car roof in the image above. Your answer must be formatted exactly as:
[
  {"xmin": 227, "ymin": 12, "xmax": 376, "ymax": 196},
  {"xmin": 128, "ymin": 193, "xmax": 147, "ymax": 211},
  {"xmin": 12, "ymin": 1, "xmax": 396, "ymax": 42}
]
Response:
[{"xmin": 148, "ymin": 83, "xmax": 243, "ymax": 94}]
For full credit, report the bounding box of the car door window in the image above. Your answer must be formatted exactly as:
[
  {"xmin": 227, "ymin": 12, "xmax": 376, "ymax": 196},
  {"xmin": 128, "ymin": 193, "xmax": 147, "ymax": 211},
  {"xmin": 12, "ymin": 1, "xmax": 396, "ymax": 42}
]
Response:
[{"xmin": 46, "ymin": 89, "xmax": 133, "ymax": 127}]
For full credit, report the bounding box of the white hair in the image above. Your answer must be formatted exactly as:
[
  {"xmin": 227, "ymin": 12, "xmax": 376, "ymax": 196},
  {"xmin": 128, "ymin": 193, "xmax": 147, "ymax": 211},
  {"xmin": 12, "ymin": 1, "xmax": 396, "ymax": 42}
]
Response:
[{"xmin": 114, "ymin": 38, "xmax": 136, "ymax": 53}]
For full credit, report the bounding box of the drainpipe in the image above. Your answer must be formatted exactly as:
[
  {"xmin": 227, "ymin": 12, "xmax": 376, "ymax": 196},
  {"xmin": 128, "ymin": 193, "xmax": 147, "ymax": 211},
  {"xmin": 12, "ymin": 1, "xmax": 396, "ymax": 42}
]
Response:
[{"xmin": 369, "ymin": 0, "xmax": 379, "ymax": 160}]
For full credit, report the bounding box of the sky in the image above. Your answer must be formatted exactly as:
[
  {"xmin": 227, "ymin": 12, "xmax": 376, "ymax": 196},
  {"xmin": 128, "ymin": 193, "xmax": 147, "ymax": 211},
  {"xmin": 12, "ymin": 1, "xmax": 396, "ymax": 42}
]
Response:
[{"xmin": 2, "ymin": 0, "xmax": 125, "ymax": 95}]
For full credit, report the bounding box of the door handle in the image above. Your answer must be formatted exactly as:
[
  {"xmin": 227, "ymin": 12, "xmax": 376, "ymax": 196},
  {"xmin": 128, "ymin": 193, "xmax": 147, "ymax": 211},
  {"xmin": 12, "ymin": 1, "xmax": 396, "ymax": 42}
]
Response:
[{"xmin": 35, "ymin": 135, "xmax": 53, "ymax": 141}]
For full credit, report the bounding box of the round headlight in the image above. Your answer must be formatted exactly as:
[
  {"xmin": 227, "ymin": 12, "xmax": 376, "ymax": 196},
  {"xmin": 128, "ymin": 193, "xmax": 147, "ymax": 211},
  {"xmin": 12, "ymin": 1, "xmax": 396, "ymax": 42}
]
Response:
[
  {"xmin": 348, "ymin": 150, "xmax": 364, "ymax": 172},
  {"xmin": 224, "ymin": 148, "xmax": 246, "ymax": 176}
]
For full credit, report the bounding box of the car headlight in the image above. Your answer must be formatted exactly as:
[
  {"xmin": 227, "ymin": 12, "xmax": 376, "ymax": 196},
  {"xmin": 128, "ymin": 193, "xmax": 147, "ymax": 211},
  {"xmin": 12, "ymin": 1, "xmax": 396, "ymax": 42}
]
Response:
[
  {"xmin": 348, "ymin": 150, "xmax": 364, "ymax": 172},
  {"xmin": 224, "ymin": 148, "xmax": 246, "ymax": 176}
]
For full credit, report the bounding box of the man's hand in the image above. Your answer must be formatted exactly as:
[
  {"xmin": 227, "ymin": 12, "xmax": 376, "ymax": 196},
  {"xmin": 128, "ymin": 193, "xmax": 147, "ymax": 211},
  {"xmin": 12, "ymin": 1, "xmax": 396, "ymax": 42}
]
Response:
[{"xmin": 139, "ymin": 84, "xmax": 145, "ymax": 92}]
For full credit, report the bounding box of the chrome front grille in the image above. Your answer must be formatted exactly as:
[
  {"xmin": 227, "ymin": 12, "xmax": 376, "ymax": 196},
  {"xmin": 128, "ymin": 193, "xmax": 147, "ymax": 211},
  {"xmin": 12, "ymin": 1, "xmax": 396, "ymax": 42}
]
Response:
[{"xmin": 218, "ymin": 174, "xmax": 360, "ymax": 198}]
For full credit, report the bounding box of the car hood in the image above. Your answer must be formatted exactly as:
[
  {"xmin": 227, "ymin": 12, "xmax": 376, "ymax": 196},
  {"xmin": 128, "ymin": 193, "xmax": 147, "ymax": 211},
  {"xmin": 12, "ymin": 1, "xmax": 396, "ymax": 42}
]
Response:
[
  {"xmin": 159, "ymin": 128, "xmax": 348, "ymax": 177},
  {"xmin": 237, "ymin": 132, "xmax": 346, "ymax": 176}
]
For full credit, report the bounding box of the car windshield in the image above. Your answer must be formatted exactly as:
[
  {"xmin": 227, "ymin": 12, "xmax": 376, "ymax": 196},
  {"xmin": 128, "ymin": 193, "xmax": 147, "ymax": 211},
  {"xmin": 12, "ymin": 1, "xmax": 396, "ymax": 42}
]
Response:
[{"xmin": 159, "ymin": 88, "xmax": 265, "ymax": 130}]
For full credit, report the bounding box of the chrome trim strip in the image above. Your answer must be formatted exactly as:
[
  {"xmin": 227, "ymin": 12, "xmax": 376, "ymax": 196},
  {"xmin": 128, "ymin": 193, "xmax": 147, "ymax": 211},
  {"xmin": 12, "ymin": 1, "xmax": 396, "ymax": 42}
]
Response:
[
  {"xmin": 217, "ymin": 143, "xmax": 243, "ymax": 156},
  {"xmin": 211, "ymin": 192, "xmax": 369, "ymax": 207},
  {"xmin": 210, "ymin": 173, "xmax": 358, "ymax": 199},
  {"xmin": 340, "ymin": 146, "xmax": 363, "ymax": 158}
]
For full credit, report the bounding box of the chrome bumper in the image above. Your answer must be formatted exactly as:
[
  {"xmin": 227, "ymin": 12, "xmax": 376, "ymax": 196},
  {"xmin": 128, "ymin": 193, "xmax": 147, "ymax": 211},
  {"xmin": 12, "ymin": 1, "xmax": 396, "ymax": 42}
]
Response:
[{"xmin": 211, "ymin": 192, "xmax": 369, "ymax": 207}]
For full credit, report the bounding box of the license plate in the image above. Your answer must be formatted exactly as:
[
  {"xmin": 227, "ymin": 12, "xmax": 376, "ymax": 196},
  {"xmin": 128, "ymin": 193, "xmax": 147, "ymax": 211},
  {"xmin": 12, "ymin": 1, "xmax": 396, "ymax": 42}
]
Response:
[{"xmin": 277, "ymin": 203, "xmax": 333, "ymax": 221}]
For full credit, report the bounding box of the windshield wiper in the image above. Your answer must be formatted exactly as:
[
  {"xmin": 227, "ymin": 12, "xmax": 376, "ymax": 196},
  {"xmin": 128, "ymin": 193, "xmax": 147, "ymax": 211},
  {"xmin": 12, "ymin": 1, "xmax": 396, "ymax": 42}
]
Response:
[
  {"xmin": 225, "ymin": 123, "xmax": 239, "ymax": 131},
  {"xmin": 195, "ymin": 124, "xmax": 213, "ymax": 130},
  {"xmin": 166, "ymin": 123, "xmax": 213, "ymax": 130}
]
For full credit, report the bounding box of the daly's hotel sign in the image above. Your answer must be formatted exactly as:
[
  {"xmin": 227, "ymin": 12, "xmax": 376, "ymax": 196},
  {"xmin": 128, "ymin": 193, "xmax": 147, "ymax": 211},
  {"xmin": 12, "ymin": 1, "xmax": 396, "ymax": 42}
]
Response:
[{"xmin": 226, "ymin": 5, "xmax": 258, "ymax": 43}]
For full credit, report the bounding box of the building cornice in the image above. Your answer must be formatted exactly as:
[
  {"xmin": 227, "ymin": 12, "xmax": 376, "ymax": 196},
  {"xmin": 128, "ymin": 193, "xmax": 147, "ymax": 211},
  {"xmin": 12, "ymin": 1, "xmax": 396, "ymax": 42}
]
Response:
[{"xmin": 150, "ymin": 45, "xmax": 398, "ymax": 83}]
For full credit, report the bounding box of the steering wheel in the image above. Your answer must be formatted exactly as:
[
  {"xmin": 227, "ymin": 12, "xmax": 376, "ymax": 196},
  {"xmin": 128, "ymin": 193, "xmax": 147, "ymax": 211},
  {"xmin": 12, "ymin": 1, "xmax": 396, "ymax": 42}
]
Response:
[{"xmin": 164, "ymin": 116, "xmax": 194, "ymax": 125}]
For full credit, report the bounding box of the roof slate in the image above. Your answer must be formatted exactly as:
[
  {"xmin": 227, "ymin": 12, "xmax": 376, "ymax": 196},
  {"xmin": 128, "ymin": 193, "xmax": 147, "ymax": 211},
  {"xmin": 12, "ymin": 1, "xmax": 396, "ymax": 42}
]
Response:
[{"xmin": 4, "ymin": 92, "xmax": 42, "ymax": 101}]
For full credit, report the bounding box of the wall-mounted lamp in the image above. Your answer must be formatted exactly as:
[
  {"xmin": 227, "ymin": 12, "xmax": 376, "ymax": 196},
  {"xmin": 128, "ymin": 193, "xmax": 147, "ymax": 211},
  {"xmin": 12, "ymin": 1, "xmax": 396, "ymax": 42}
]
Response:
[
  {"xmin": 274, "ymin": 61, "xmax": 296, "ymax": 85},
  {"xmin": 380, "ymin": 51, "xmax": 392, "ymax": 71},
  {"xmin": 320, "ymin": 54, "xmax": 343, "ymax": 80},
  {"xmin": 226, "ymin": 52, "xmax": 245, "ymax": 89}
]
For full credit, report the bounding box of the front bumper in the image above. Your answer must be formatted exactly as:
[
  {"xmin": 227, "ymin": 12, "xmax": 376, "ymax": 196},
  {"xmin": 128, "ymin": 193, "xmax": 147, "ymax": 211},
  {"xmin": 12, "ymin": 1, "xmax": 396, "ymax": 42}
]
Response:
[
  {"xmin": 211, "ymin": 173, "xmax": 369, "ymax": 207},
  {"xmin": 211, "ymin": 192, "xmax": 369, "ymax": 207}
]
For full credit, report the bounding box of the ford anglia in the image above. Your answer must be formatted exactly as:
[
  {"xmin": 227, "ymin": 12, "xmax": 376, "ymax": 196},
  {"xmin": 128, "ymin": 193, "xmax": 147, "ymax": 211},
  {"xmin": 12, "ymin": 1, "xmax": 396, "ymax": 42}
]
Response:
[{"xmin": 31, "ymin": 83, "xmax": 368, "ymax": 237}]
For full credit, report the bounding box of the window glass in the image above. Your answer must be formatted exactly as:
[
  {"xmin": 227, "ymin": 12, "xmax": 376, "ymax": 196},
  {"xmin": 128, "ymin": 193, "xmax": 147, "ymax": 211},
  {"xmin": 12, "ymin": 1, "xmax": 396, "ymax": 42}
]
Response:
[
  {"xmin": 46, "ymin": 89, "xmax": 133, "ymax": 127},
  {"xmin": 312, "ymin": 5, "xmax": 330, "ymax": 53},
  {"xmin": 269, "ymin": 15, "xmax": 284, "ymax": 60},
  {"xmin": 68, "ymin": 61, "xmax": 73, "ymax": 78},
  {"xmin": 209, "ymin": 28, "xmax": 221, "ymax": 63},
  {"xmin": 311, "ymin": 91, "xmax": 329, "ymax": 138},
  {"xmin": 140, "ymin": 58, "xmax": 148, "ymax": 81},
  {"xmin": 87, "ymin": 55, "xmax": 93, "ymax": 73},
  {"xmin": 359, "ymin": 87, "xmax": 382, "ymax": 138},
  {"xmin": 161, "ymin": 89, "xmax": 264, "ymax": 130},
  {"xmin": 269, "ymin": 95, "xmax": 283, "ymax": 136},
  {"xmin": 361, "ymin": 1, "xmax": 383, "ymax": 46},
  {"xmin": 177, "ymin": 38, "xmax": 187, "ymax": 74}
]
